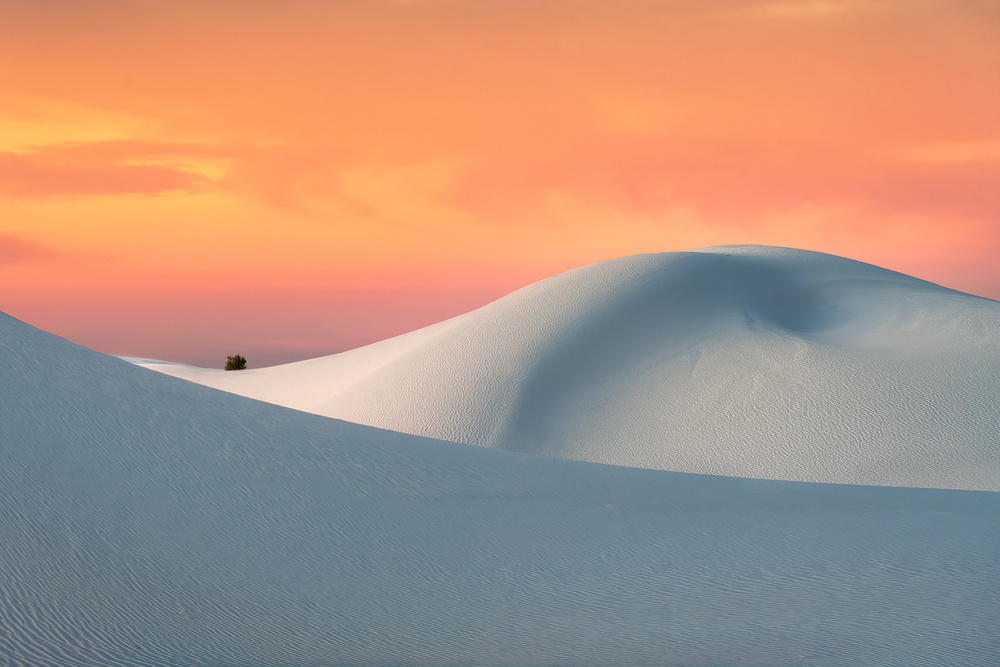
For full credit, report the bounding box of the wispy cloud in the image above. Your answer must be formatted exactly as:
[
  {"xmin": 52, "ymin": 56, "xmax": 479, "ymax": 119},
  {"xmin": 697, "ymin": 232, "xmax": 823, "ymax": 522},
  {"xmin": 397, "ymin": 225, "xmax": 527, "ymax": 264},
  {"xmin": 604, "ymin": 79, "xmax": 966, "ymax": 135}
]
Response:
[
  {"xmin": 0, "ymin": 141, "xmax": 231, "ymax": 198},
  {"xmin": 889, "ymin": 141, "xmax": 1000, "ymax": 164},
  {"xmin": 747, "ymin": 0, "xmax": 879, "ymax": 19}
]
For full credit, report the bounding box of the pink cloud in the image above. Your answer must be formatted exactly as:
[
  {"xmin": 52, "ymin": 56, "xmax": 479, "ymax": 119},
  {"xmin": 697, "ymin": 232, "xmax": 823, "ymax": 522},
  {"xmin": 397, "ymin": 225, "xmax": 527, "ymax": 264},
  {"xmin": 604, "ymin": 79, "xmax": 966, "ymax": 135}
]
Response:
[
  {"xmin": 0, "ymin": 234, "xmax": 62, "ymax": 264},
  {"xmin": 452, "ymin": 140, "xmax": 1000, "ymax": 225}
]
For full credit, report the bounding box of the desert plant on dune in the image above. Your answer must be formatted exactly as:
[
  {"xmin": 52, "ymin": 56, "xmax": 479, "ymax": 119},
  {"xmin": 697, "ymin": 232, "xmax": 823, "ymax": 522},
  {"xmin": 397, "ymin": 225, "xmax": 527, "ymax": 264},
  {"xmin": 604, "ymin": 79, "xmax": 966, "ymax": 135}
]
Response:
[{"xmin": 225, "ymin": 354, "xmax": 247, "ymax": 371}]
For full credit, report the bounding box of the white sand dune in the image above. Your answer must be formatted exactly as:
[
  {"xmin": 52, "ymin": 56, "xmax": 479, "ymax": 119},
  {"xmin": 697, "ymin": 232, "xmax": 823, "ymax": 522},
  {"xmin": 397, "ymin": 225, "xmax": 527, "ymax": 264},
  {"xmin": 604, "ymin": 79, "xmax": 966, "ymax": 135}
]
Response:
[
  {"xmin": 2, "ymin": 311, "xmax": 998, "ymax": 666},
  {"xmin": 138, "ymin": 246, "xmax": 1000, "ymax": 490}
]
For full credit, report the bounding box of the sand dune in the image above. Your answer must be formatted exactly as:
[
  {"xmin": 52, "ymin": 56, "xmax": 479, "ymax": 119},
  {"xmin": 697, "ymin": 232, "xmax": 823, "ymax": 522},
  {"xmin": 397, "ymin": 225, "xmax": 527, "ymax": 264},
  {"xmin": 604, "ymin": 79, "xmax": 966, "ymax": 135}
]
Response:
[
  {"xmin": 137, "ymin": 246, "xmax": 1000, "ymax": 490},
  {"xmin": 3, "ymin": 311, "xmax": 998, "ymax": 666}
]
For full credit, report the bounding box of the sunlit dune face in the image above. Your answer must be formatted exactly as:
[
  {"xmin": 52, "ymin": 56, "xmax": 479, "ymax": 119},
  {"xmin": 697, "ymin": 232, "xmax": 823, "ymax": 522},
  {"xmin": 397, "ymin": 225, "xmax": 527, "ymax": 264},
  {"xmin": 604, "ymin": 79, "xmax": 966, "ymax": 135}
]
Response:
[{"xmin": 1, "ymin": 0, "xmax": 997, "ymax": 364}]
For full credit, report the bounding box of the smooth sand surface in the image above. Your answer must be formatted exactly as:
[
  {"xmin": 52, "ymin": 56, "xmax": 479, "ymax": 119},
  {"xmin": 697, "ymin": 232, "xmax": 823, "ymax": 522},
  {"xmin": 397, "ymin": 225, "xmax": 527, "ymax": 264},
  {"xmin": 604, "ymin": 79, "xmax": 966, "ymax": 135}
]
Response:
[{"xmin": 3, "ymin": 310, "xmax": 998, "ymax": 666}]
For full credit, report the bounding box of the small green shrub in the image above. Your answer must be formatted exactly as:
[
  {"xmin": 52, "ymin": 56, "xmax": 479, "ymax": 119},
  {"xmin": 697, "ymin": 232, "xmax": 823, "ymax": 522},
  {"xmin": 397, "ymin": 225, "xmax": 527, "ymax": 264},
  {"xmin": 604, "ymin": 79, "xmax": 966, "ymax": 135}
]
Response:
[{"xmin": 225, "ymin": 354, "xmax": 247, "ymax": 371}]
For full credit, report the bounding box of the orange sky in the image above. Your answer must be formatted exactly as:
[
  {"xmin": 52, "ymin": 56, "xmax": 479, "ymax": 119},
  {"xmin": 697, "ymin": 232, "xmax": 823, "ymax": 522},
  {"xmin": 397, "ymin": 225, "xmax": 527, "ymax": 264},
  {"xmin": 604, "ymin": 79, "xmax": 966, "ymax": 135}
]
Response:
[{"xmin": 2, "ymin": 0, "xmax": 998, "ymax": 366}]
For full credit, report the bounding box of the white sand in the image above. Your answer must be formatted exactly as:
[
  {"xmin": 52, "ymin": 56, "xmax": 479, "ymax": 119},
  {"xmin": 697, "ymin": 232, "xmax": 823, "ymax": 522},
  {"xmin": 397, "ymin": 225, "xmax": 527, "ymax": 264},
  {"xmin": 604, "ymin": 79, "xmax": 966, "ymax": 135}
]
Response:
[
  {"xmin": 138, "ymin": 246, "xmax": 1000, "ymax": 490},
  {"xmin": 2, "ymin": 308, "xmax": 998, "ymax": 666}
]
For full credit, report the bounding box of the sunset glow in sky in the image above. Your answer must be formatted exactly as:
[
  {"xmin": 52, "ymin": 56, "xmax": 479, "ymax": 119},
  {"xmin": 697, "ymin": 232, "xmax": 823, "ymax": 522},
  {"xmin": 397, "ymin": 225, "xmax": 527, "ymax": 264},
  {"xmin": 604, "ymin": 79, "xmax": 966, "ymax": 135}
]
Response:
[{"xmin": 2, "ymin": 0, "xmax": 998, "ymax": 366}]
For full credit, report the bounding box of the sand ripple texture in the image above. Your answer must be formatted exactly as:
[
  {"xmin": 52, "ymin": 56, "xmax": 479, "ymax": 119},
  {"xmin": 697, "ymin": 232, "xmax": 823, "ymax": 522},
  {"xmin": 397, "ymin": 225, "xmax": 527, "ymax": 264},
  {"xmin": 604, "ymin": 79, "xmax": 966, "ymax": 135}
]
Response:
[
  {"xmin": 138, "ymin": 246, "xmax": 1000, "ymax": 491},
  {"xmin": 2, "ymin": 309, "xmax": 999, "ymax": 666}
]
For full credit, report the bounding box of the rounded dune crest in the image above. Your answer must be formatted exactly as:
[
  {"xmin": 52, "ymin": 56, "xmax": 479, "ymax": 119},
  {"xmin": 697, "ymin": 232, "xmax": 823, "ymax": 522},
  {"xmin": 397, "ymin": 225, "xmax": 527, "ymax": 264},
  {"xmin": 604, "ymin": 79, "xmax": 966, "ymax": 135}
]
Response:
[{"xmin": 142, "ymin": 246, "xmax": 1000, "ymax": 490}]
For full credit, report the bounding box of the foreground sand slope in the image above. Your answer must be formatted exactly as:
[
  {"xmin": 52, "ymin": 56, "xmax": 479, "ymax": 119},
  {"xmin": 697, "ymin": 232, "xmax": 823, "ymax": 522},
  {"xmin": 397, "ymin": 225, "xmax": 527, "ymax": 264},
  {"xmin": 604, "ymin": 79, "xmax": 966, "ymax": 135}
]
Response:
[
  {"xmin": 139, "ymin": 246, "xmax": 1000, "ymax": 490},
  {"xmin": 3, "ymin": 312, "xmax": 998, "ymax": 666}
]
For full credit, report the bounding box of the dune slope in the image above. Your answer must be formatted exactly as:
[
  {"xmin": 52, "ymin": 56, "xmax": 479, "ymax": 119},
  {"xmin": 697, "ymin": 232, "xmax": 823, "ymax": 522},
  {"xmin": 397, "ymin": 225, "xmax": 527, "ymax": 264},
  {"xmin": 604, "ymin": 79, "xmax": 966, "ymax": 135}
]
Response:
[
  {"xmin": 3, "ymin": 312, "xmax": 998, "ymax": 666},
  {"xmin": 139, "ymin": 246, "xmax": 1000, "ymax": 490}
]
